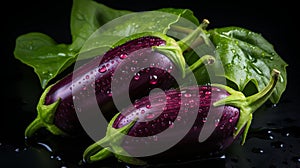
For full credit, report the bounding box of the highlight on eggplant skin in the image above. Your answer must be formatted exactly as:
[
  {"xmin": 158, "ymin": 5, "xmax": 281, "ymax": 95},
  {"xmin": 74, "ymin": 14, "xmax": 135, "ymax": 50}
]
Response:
[{"xmin": 83, "ymin": 69, "xmax": 280, "ymax": 165}]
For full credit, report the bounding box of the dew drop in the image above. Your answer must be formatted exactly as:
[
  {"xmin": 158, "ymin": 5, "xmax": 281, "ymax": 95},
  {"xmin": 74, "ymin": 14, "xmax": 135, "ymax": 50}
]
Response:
[
  {"xmin": 146, "ymin": 113, "xmax": 155, "ymax": 119},
  {"xmin": 292, "ymin": 156, "xmax": 300, "ymax": 163},
  {"xmin": 252, "ymin": 147, "xmax": 264, "ymax": 154},
  {"xmin": 130, "ymin": 67, "xmax": 136, "ymax": 72},
  {"xmin": 184, "ymin": 93, "xmax": 192, "ymax": 98},
  {"xmin": 271, "ymin": 141, "xmax": 284, "ymax": 148},
  {"xmin": 106, "ymin": 90, "xmax": 112, "ymax": 97},
  {"xmin": 149, "ymin": 75, "xmax": 158, "ymax": 85},
  {"xmin": 146, "ymin": 104, "xmax": 151, "ymax": 109},
  {"xmin": 134, "ymin": 73, "xmax": 140, "ymax": 80},
  {"xmin": 177, "ymin": 116, "xmax": 182, "ymax": 121},
  {"xmin": 99, "ymin": 66, "xmax": 107, "ymax": 73},
  {"xmin": 85, "ymin": 75, "xmax": 90, "ymax": 79},
  {"xmin": 120, "ymin": 54, "xmax": 127, "ymax": 59},
  {"xmin": 169, "ymin": 121, "xmax": 174, "ymax": 128},
  {"xmin": 55, "ymin": 156, "xmax": 62, "ymax": 161},
  {"xmin": 58, "ymin": 52, "xmax": 66, "ymax": 56}
]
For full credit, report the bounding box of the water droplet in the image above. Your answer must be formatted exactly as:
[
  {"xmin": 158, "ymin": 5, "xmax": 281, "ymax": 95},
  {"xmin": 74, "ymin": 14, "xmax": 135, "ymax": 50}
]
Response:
[
  {"xmin": 177, "ymin": 116, "xmax": 182, "ymax": 121},
  {"xmin": 184, "ymin": 93, "xmax": 192, "ymax": 98},
  {"xmin": 58, "ymin": 53, "xmax": 66, "ymax": 56},
  {"xmin": 85, "ymin": 75, "xmax": 90, "ymax": 79},
  {"xmin": 271, "ymin": 141, "xmax": 284, "ymax": 148},
  {"xmin": 215, "ymin": 119, "xmax": 220, "ymax": 127},
  {"xmin": 292, "ymin": 156, "xmax": 300, "ymax": 163},
  {"xmin": 146, "ymin": 113, "xmax": 155, "ymax": 119},
  {"xmin": 55, "ymin": 156, "xmax": 62, "ymax": 161},
  {"xmin": 279, "ymin": 74, "xmax": 284, "ymax": 83},
  {"xmin": 153, "ymin": 135, "xmax": 158, "ymax": 141},
  {"xmin": 219, "ymin": 124, "xmax": 224, "ymax": 129},
  {"xmin": 229, "ymin": 118, "xmax": 233, "ymax": 123},
  {"xmin": 141, "ymin": 110, "xmax": 145, "ymax": 114},
  {"xmin": 205, "ymin": 91, "xmax": 211, "ymax": 95},
  {"xmin": 106, "ymin": 90, "xmax": 112, "ymax": 97},
  {"xmin": 149, "ymin": 75, "xmax": 158, "ymax": 85},
  {"xmin": 146, "ymin": 104, "xmax": 151, "ymax": 109},
  {"xmin": 99, "ymin": 66, "xmax": 107, "ymax": 73},
  {"xmin": 252, "ymin": 147, "xmax": 264, "ymax": 154},
  {"xmin": 169, "ymin": 121, "xmax": 174, "ymax": 128},
  {"xmin": 120, "ymin": 54, "xmax": 127, "ymax": 59},
  {"xmin": 14, "ymin": 148, "xmax": 20, "ymax": 152},
  {"xmin": 202, "ymin": 117, "xmax": 207, "ymax": 123},
  {"xmin": 134, "ymin": 73, "xmax": 140, "ymax": 80}
]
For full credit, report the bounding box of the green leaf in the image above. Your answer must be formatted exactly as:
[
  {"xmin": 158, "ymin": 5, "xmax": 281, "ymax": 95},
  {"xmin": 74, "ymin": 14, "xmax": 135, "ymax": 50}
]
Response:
[
  {"xmin": 14, "ymin": 32, "xmax": 76, "ymax": 88},
  {"xmin": 157, "ymin": 8, "xmax": 200, "ymax": 26},
  {"xmin": 208, "ymin": 26, "xmax": 288, "ymax": 104},
  {"xmin": 78, "ymin": 9, "xmax": 200, "ymax": 60},
  {"xmin": 69, "ymin": 0, "xmax": 131, "ymax": 51}
]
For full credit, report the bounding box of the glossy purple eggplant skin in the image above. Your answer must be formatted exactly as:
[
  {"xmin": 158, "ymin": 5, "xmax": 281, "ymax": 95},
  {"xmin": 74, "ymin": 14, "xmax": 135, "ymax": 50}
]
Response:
[
  {"xmin": 43, "ymin": 36, "xmax": 178, "ymax": 135},
  {"xmin": 112, "ymin": 85, "xmax": 240, "ymax": 162}
]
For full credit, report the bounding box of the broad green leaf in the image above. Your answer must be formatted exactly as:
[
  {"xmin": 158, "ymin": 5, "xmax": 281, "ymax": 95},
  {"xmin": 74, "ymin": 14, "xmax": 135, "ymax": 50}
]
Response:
[
  {"xmin": 69, "ymin": 0, "xmax": 131, "ymax": 51},
  {"xmin": 14, "ymin": 32, "xmax": 76, "ymax": 88},
  {"xmin": 157, "ymin": 8, "xmax": 200, "ymax": 26},
  {"xmin": 79, "ymin": 9, "xmax": 200, "ymax": 60},
  {"xmin": 208, "ymin": 26, "xmax": 288, "ymax": 104}
]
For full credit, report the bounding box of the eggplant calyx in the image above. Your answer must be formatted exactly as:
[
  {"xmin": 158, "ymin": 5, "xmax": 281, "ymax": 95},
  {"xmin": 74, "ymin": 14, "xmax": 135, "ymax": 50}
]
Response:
[
  {"xmin": 83, "ymin": 112, "xmax": 146, "ymax": 165},
  {"xmin": 212, "ymin": 69, "xmax": 280, "ymax": 145},
  {"xmin": 24, "ymin": 84, "xmax": 66, "ymax": 138}
]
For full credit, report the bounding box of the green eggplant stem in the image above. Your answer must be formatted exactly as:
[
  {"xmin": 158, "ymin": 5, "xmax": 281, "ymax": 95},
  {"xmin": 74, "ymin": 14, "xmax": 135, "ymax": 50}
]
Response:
[
  {"xmin": 24, "ymin": 84, "xmax": 66, "ymax": 138},
  {"xmin": 177, "ymin": 19, "xmax": 210, "ymax": 51},
  {"xmin": 83, "ymin": 113, "xmax": 146, "ymax": 165},
  {"xmin": 213, "ymin": 69, "xmax": 280, "ymax": 144},
  {"xmin": 188, "ymin": 54, "xmax": 215, "ymax": 72},
  {"xmin": 24, "ymin": 118, "xmax": 44, "ymax": 138}
]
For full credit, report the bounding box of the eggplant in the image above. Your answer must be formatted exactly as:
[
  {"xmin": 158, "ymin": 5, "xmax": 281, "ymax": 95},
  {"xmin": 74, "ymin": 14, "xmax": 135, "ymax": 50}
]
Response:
[
  {"xmin": 25, "ymin": 20, "xmax": 212, "ymax": 137},
  {"xmin": 83, "ymin": 69, "xmax": 280, "ymax": 165}
]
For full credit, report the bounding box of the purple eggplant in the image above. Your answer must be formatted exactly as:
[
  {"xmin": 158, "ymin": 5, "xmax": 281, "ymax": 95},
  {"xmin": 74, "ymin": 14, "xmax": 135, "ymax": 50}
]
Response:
[
  {"xmin": 83, "ymin": 69, "xmax": 280, "ymax": 165},
  {"xmin": 25, "ymin": 20, "xmax": 212, "ymax": 138}
]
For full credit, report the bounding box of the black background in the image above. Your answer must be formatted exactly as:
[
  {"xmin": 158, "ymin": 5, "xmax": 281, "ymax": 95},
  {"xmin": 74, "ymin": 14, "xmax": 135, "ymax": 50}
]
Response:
[{"xmin": 1, "ymin": 0, "xmax": 299, "ymax": 168}]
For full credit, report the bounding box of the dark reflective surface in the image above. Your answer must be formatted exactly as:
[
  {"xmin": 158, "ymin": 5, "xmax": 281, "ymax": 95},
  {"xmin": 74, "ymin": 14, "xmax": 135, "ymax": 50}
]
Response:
[{"xmin": 2, "ymin": 0, "xmax": 298, "ymax": 167}]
